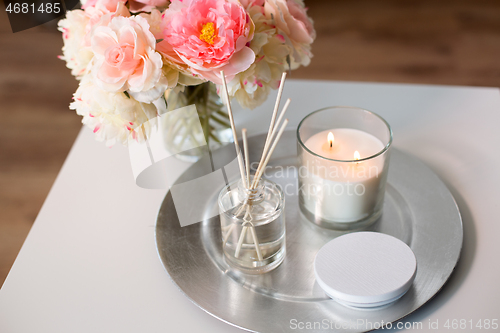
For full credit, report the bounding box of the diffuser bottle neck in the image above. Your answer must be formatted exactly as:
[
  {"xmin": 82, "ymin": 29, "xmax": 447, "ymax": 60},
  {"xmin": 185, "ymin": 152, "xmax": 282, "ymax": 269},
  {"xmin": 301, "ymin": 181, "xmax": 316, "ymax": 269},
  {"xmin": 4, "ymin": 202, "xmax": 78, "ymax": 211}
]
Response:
[{"xmin": 238, "ymin": 179, "xmax": 265, "ymax": 205}]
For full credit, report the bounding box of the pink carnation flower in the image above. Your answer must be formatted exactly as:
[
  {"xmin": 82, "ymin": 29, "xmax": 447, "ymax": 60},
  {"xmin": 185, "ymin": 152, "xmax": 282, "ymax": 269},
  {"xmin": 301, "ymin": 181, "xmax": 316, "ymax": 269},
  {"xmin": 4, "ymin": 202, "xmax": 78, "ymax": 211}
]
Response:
[
  {"xmin": 91, "ymin": 15, "xmax": 168, "ymax": 102},
  {"xmin": 160, "ymin": 0, "xmax": 255, "ymax": 84}
]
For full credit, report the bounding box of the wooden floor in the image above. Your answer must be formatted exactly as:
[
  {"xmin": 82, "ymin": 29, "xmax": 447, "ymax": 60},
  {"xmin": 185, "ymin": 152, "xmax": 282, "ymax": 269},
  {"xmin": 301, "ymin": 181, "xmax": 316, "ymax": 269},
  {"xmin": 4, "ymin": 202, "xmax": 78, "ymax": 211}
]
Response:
[{"xmin": 1, "ymin": 0, "xmax": 500, "ymax": 287}]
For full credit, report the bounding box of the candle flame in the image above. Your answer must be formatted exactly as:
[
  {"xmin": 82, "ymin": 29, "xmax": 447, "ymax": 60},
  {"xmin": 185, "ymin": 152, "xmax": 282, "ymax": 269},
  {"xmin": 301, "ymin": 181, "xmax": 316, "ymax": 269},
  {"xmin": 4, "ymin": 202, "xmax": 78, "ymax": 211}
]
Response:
[
  {"xmin": 328, "ymin": 132, "xmax": 334, "ymax": 148},
  {"xmin": 354, "ymin": 151, "xmax": 360, "ymax": 160}
]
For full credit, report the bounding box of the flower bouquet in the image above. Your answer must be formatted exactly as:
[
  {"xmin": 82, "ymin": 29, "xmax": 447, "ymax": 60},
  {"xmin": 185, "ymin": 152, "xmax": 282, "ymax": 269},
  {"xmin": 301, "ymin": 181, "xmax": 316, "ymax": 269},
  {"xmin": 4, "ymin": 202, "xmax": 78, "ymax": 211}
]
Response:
[{"xmin": 59, "ymin": 0, "xmax": 315, "ymax": 148}]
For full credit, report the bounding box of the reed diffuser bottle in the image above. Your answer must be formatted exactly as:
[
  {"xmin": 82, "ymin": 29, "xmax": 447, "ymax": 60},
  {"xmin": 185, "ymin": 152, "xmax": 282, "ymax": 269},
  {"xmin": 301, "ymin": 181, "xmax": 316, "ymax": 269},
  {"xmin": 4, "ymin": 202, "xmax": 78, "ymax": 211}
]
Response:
[
  {"xmin": 219, "ymin": 177, "xmax": 286, "ymax": 274},
  {"xmin": 218, "ymin": 70, "xmax": 291, "ymax": 274}
]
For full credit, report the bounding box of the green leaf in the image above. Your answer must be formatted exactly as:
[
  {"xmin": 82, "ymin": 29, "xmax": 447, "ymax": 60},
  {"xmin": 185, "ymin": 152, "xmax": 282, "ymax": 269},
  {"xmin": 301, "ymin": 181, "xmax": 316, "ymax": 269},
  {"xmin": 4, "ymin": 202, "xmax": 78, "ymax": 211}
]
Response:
[
  {"xmin": 216, "ymin": 110, "xmax": 229, "ymax": 119},
  {"xmin": 209, "ymin": 132, "xmax": 222, "ymax": 144},
  {"xmin": 210, "ymin": 115, "xmax": 231, "ymax": 128}
]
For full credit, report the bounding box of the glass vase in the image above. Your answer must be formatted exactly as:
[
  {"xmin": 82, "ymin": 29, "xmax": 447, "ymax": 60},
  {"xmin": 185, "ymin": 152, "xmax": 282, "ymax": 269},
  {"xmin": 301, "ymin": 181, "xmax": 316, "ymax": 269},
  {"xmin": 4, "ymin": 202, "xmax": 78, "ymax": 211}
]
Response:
[{"xmin": 163, "ymin": 82, "xmax": 232, "ymax": 162}]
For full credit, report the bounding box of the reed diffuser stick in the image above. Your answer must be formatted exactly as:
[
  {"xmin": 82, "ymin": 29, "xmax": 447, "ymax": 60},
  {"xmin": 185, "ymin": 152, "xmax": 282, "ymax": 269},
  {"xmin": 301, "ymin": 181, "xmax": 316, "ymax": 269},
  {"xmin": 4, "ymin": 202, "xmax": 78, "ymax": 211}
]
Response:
[
  {"xmin": 270, "ymin": 72, "xmax": 288, "ymax": 131},
  {"xmin": 270, "ymin": 98, "xmax": 291, "ymax": 142},
  {"xmin": 220, "ymin": 70, "xmax": 247, "ymax": 188},
  {"xmin": 251, "ymin": 73, "xmax": 287, "ymax": 189},
  {"xmin": 240, "ymin": 130, "xmax": 263, "ymax": 260},
  {"xmin": 253, "ymin": 119, "xmax": 289, "ymax": 186},
  {"xmin": 242, "ymin": 129, "xmax": 250, "ymax": 189},
  {"xmin": 234, "ymin": 226, "xmax": 248, "ymax": 258},
  {"xmin": 250, "ymin": 98, "xmax": 291, "ymax": 189},
  {"xmin": 249, "ymin": 224, "xmax": 263, "ymax": 261}
]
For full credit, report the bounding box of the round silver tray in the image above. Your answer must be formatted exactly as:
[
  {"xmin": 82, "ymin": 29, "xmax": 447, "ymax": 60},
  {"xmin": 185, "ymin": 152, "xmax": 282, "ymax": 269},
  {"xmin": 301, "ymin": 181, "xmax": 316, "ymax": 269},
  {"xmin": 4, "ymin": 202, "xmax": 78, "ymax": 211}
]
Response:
[{"xmin": 156, "ymin": 131, "xmax": 463, "ymax": 333}]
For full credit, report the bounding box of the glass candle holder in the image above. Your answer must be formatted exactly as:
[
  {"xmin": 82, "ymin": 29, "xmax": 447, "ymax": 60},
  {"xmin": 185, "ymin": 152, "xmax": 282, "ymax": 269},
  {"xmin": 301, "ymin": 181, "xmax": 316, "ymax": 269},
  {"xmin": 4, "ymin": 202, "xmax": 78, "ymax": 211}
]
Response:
[
  {"xmin": 297, "ymin": 106, "xmax": 392, "ymax": 230},
  {"xmin": 218, "ymin": 177, "xmax": 286, "ymax": 274}
]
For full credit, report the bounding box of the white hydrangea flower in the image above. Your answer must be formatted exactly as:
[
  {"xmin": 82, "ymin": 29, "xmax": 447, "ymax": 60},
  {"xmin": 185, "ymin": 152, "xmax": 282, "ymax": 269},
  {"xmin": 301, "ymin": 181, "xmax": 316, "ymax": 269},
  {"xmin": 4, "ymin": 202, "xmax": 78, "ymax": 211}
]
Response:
[
  {"xmin": 225, "ymin": 4, "xmax": 289, "ymax": 109},
  {"xmin": 58, "ymin": 10, "xmax": 94, "ymax": 78},
  {"xmin": 70, "ymin": 75, "xmax": 160, "ymax": 146},
  {"xmin": 264, "ymin": 0, "xmax": 316, "ymax": 69}
]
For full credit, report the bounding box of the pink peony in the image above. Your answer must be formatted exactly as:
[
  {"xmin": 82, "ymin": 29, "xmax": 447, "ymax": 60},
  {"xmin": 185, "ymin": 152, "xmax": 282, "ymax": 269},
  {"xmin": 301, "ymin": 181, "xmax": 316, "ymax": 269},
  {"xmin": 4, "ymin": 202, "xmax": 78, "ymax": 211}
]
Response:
[
  {"xmin": 160, "ymin": 0, "xmax": 255, "ymax": 84},
  {"xmin": 90, "ymin": 15, "xmax": 168, "ymax": 102},
  {"xmin": 129, "ymin": 0, "xmax": 170, "ymax": 13}
]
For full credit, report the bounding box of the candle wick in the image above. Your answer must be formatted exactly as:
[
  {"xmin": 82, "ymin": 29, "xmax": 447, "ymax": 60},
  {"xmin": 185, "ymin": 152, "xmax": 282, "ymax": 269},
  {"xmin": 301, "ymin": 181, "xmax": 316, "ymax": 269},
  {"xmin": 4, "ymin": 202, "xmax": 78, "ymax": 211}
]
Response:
[{"xmin": 330, "ymin": 142, "xmax": 332, "ymax": 148}]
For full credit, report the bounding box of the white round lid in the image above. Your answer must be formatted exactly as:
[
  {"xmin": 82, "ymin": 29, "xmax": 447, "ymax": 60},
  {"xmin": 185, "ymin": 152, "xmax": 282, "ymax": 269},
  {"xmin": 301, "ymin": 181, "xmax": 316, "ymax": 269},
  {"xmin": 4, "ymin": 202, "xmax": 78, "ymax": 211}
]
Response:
[{"xmin": 314, "ymin": 232, "xmax": 417, "ymax": 308}]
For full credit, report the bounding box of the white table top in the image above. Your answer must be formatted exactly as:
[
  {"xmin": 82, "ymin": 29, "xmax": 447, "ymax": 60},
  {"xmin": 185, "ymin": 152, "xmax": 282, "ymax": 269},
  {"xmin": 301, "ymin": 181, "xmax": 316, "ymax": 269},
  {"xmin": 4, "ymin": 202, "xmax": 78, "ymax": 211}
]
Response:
[{"xmin": 1, "ymin": 80, "xmax": 499, "ymax": 333}]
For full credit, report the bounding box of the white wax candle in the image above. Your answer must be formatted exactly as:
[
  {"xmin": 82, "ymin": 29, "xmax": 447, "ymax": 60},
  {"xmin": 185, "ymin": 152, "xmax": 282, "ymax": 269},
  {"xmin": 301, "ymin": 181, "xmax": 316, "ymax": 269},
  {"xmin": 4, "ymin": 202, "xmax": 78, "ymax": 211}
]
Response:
[{"xmin": 300, "ymin": 128, "xmax": 386, "ymax": 223}]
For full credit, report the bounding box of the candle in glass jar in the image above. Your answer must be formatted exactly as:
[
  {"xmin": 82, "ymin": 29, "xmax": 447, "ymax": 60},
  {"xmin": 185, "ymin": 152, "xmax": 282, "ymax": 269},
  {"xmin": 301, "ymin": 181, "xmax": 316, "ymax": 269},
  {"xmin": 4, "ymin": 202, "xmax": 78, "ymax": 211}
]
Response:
[{"xmin": 300, "ymin": 128, "xmax": 385, "ymax": 223}]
